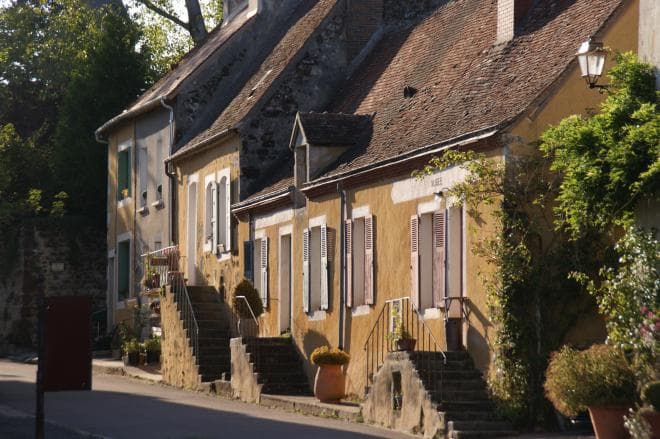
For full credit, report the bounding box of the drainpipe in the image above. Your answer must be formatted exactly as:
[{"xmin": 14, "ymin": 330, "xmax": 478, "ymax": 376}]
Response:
[
  {"xmin": 159, "ymin": 97, "xmax": 176, "ymax": 245},
  {"xmin": 94, "ymin": 132, "xmax": 113, "ymax": 330},
  {"xmin": 338, "ymin": 182, "xmax": 346, "ymax": 350}
]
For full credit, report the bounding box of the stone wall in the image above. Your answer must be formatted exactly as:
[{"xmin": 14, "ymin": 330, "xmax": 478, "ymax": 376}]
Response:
[
  {"xmin": 160, "ymin": 287, "xmax": 202, "ymax": 390},
  {"xmin": 362, "ymin": 352, "xmax": 445, "ymax": 438},
  {"xmin": 0, "ymin": 219, "xmax": 106, "ymax": 355},
  {"xmin": 229, "ymin": 337, "xmax": 262, "ymax": 403}
]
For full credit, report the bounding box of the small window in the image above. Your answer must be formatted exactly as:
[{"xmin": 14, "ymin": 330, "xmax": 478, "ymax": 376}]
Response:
[
  {"xmin": 204, "ymin": 181, "xmax": 217, "ymax": 251},
  {"xmin": 217, "ymin": 175, "xmax": 230, "ymax": 253},
  {"xmin": 252, "ymin": 237, "xmax": 268, "ymax": 306},
  {"xmin": 138, "ymin": 147, "xmax": 148, "ymax": 207},
  {"xmin": 302, "ymin": 224, "xmax": 329, "ymax": 313},
  {"xmin": 117, "ymin": 148, "xmax": 131, "ymax": 201},
  {"xmin": 346, "ymin": 215, "xmax": 374, "ymax": 308},
  {"xmin": 411, "ymin": 211, "xmax": 446, "ymax": 311}
]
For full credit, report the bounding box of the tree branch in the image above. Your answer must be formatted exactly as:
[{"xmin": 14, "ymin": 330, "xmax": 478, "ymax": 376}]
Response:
[{"xmin": 134, "ymin": 0, "xmax": 189, "ymax": 32}]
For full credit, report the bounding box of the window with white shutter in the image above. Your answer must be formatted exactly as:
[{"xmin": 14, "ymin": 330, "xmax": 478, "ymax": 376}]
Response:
[
  {"xmin": 364, "ymin": 214, "xmax": 374, "ymax": 305},
  {"xmin": 347, "ymin": 214, "xmax": 375, "ymax": 309},
  {"xmin": 204, "ymin": 180, "xmax": 217, "ymax": 252},
  {"xmin": 216, "ymin": 169, "xmax": 231, "ymax": 254},
  {"xmin": 320, "ymin": 224, "xmax": 329, "ymax": 310},
  {"xmin": 410, "ymin": 215, "xmax": 419, "ymax": 310},
  {"xmin": 415, "ymin": 210, "xmax": 447, "ymax": 311},
  {"xmin": 432, "ymin": 211, "xmax": 446, "ymax": 308},
  {"xmin": 305, "ymin": 221, "xmax": 330, "ymax": 314},
  {"xmin": 345, "ymin": 219, "xmax": 353, "ymax": 308},
  {"xmin": 260, "ymin": 237, "xmax": 268, "ymax": 307},
  {"xmin": 302, "ymin": 228, "xmax": 310, "ymax": 313}
]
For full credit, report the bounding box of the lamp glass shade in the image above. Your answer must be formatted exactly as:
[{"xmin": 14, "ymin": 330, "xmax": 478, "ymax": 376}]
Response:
[{"xmin": 576, "ymin": 39, "xmax": 606, "ymax": 86}]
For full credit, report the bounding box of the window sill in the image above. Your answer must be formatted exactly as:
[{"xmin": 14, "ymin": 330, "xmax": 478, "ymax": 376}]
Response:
[
  {"xmin": 351, "ymin": 304, "xmax": 371, "ymax": 317},
  {"xmin": 117, "ymin": 197, "xmax": 132, "ymax": 209},
  {"xmin": 308, "ymin": 310, "xmax": 327, "ymax": 321},
  {"xmin": 216, "ymin": 251, "xmax": 231, "ymax": 262},
  {"xmin": 151, "ymin": 199, "xmax": 165, "ymax": 209},
  {"xmin": 138, "ymin": 206, "xmax": 148, "ymax": 216}
]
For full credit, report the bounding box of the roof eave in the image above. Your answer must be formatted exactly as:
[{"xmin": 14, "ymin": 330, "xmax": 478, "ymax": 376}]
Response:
[
  {"xmin": 167, "ymin": 127, "xmax": 238, "ymax": 164},
  {"xmin": 232, "ymin": 187, "xmax": 293, "ymax": 214},
  {"xmin": 95, "ymin": 95, "xmax": 171, "ymax": 140}
]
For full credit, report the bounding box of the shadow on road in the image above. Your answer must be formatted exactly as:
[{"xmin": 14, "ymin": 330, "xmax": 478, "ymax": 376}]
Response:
[{"xmin": 1, "ymin": 378, "xmax": 388, "ymax": 439}]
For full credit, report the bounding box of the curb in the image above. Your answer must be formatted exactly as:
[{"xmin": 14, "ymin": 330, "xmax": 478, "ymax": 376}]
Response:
[{"xmin": 259, "ymin": 394, "xmax": 363, "ymax": 423}]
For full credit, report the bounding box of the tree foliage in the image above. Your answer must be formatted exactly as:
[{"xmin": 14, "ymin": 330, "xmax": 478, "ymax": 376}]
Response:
[{"xmin": 541, "ymin": 52, "xmax": 659, "ymax": 239}]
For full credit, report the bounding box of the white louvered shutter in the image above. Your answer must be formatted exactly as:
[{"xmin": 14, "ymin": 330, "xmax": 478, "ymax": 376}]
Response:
[
  {"xmin": 302, "ymin": 228, "xmax": 310, "ymax": 313},
  {"xmin": 225, "ymin": 176, "xmax": 232, "ymax": 252},
  {"xmin": 320, "ymin": 224, "xmax": 329, "ymax": 310},
  {"xmin": 364, "ymin": 215, "xmax": 374, "ymax": 305},
  {"xmin": 345, "ymin": 219, "xmax": 353, "ymax": 308},
  {"xmin": 433, "ymin": 210, "xmax": 446, "ymax": 308},
  {"xmin": 410, "ymin": 215, "xmax": 419, "ymax": 310},
  {"xmin": 212, "ymin": 182, "xmax": 218, "ymax": 252},
  {"xmin": 260, "ymin": 237, "xmax": 268, "ymax": 307}
]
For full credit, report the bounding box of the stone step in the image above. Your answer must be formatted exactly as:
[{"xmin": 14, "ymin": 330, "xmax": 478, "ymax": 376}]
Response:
[
  {"xmin": 450, "ymin": 430, "xmax": 518, "ymax": 439},
  {"xmin": 195, "ymin": 310, "xmax": 224, "ymax": 320},
  {"xmin": 261, "ymin": 382, "xmax": 312, "ymax": 395},
  {"xmin": 438, "ymin": 400, "xmax": 495, "ymax": 412},
  {"xmin": 197, "ymin": 353, "xmax": 230, "ymax": 364},
  {"xmin": 244, "ymin": 337, "xmax": 294, "ymax": 345},
  {"xmin": 198, "ymin": 328, "xmax": 229, "ymax": 338},
  {"xmin": 186, "ymin": 286, "xmax": 219, "ymax": 296},
  {"xmin": 441, "ymin": 370, "xmax": 483, "ymax": 380},
  {"xmin": 191, "ymin": 301, "xmax": 223, "ymax": 311},
  {"xmin": 199, "ymin": 364, "xmax": 230, "ymax": 376},
  {"xmin": 257, "ymin": 371, "xmax": 309, "ymax": 385},
  {"xmin": 197, "ymin": 345, "xmax": 230, "ymax": 355},
  {"xmin": 432, "ymin": 389, "xmax": 490, "ymax": 401},
  {"xmin": 200, "ymin": 373, "xmax": 223, "ymax": 383},
  {"xmin": 442, "ymin": 410, "xmax": 501, "ymax": 422},
  {"xmin": 427, "ymin": 379, "xmax": 486, "ymax": 391},
  {"xmin": 410, "ymin": 351, "xmax": 471, "ymax": 362},
  {"xmin": 449, "ymin": 420, "xmax": 513, "ymax": 432},
  {"xmin": 251, "ymin": 360, "xmax": 306, "ymax": 373}
]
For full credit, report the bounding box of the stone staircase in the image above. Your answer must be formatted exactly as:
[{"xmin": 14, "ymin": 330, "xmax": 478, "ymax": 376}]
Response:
[
  {"xmin": 244, "ymin": 337, "xmax": 312, "ymax": 396},
  {"xmin": 185, "ymin": 286, "xmax": 232, "ymax": 383},
  {"xmin": 410, "ymin": 351, "xmax": 516, "ymax": 439}
]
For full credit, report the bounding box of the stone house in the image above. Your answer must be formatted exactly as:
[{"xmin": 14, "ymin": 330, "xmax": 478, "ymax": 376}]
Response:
[{"xmin": 102, "ymin": 0, "xmax": 653, "ymax": 436}]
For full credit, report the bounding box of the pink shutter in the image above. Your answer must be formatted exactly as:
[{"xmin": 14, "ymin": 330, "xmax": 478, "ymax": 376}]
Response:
[
  {"xmin": 364, "ymin": 215, "xmax": 374, "ymax": 305},
  {"xmin": 433, "ymin": 210, "xmax": 446, "ymax": 308},
  {"xmin": 345, "ymin": 219, "xmax": 353, "ymax": 308},
  {"xmin": 410, "ymin": 215, "xmax": 419, "ymax": 310}
]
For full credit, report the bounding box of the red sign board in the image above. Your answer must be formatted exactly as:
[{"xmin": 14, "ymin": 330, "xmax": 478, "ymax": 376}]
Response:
[{"xmin": 42, "ymin": 296, "xmax": 92, "ymax": 391}]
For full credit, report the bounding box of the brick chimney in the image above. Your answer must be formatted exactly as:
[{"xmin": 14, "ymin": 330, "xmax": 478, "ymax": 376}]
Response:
[
  {"xmin": 346, "ymin": 0, "xmax": 383, "ymax": 62},
  {"xmin": 496, "ymin": 0, "xmax": 534, "ymax": 44}
]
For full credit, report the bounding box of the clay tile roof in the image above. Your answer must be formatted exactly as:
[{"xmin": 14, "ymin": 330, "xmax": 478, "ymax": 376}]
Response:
[
  {"xmin": 298, "ymin": 112, "xmax": 373, "ymax": 146},
  {"xmin": 171, "ymin": 0, "xmax": 339, "ymax": 160},
  {"xmin": 316, "ymin": 0, "xmax": 624, "ymax": 179}
]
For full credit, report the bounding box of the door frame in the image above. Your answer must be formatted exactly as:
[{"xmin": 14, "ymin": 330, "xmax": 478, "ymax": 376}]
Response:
[
  {"xmin": 278, "ymin": 225, "xmax": 293, "ymax": 334},
  {"xmin": 187, "ymin": 175, "xmax": 199, "ymax": 285}
]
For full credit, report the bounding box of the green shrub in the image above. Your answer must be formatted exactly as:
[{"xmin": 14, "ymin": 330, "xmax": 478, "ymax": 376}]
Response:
[
  {"xmin": 544, "ymin": 344, "xmax": 636, "ymax": 417},
  {"xmin": 642, "ymin": 381, "xmax": 660, "ymax": 410},
  {"xmin": 143, "ymin": 337, "xmax": 161, "ymax": 354},
  {"xmin": 310, "ymin": 346, "xmax": 350, "ymax": 366},
  {"xmin": 232, "ymin": 279, "xmax": 264, "ymax": 319},
  {"xmin": 122, "ymin": 338, "xmax": 140, "ymax": 355}
]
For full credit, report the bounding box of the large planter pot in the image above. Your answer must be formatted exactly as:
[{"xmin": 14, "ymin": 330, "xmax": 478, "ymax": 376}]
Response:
[
  {"xmin": 396, "ymin": 338, "xmax": 416, "ymax": 352},
  {"xmin": 642, "ymin": 410, "xmax": 660, "ymax": 439},
  {"xmin": 146, "ymin": 350, "xmax": 160, "ymax": 364},
  {"xmin": 588, "ymin": 406, "xmax": 631, "ymax": 439},
  {"xmin": 314, "ymin": 365, "xmax": 345, "ymax": 403}
]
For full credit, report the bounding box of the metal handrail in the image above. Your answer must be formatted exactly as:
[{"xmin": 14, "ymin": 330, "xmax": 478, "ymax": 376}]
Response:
[
  {"xmin": 172, "ymin": 271, "xmax": 200, "ymax": 359},
  {"xmin": 234, "ymin": 295, "xmax": 259, "ymax": 332}
]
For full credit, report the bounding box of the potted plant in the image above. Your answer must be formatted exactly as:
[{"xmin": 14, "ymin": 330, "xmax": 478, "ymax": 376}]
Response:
[
  {"xmin": 387, "ymin": 320, "xmax": 416, "ymax": 352},
  {"xmin": 640, "ymin": 381, "xmax": 660, "ymax": 434},
  {"xmin": 144, "ymin": 337, "xmax": 161, "ymax": 364},
  {"xmin": 310, "ymin": 346, "xmax": 350, "ymax": 403},
  {"xmin": 545, "ymin": 344, "xmax": 637, "ymax": 439},
  {"xmin": 232, "ymin": 279, "xmax": 263, "ymax": 336},
  {"xmin": 122, "ymin": 338, "xmax": 140, "ymax": 366}
]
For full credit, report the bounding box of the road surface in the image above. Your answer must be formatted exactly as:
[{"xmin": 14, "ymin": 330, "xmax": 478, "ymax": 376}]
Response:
[{"xmin": 0, "ymin": 359, "xmax": 412, "ymax": 439}]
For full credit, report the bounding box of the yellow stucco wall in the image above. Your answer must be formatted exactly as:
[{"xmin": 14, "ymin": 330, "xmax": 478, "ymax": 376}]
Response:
[{"xmin": 174, "ymin": 136, "xmax": 243, "ymax": 301}]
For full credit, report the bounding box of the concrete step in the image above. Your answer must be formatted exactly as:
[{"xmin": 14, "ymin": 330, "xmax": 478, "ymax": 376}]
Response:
[
  {"xmin": 195, "ymin": 310, "xmax": 224, "ymax": 320},
  {"xmin": 261, "ymin": 382, "xmax": 312, "ymax": 395},
  {"xmin": 442, "ymin": 410, "xmax": 500, "ymax": 422},
  {"xmin": 257, "ymin": 372, "xmax": 309, "ymax": 385},
  {"xmin": 438, "ymin": 400, "xmax": 495, "ymax": 412},
  {"xmin": 199, "ymin": 364, "xmax": 230, "ymax": 376},
  {"xmin": 410, "ymin": 351, "xmax": 471, "ymax": 362},
  {"xmin": 432, "ymin": 389, "xmax": 490, "ymax": 401},
  {"xmin": 428, "ymin": 379, "xmax": 486, "ymax": 391},
  {"xmin": 198, "ymin": 328, "xmax": 229, "ymax": 338},
  {"xmin": 200, "ymin": 373, "xmax": 223, "ymax": 383},
  {"xmin": 449, "ymin": 420, "xmax": 513, "ymax": 431},
  {"xmin": 450, "ymin": 430, "xmax": 518, "ymax": 439},
  {"xmin": 197, "ymin": 353, "xmax": 230, "ymax": 364},
  {"xmin": 197, "ymin": 345, "xmax": 230, "ymax": 355},
  {"xmin": 191, "ymin": 301, "xmax": 223, "ymax": 311}
]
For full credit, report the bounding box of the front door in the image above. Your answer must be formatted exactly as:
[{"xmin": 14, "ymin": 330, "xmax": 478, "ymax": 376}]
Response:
[{"xmin": 279, "ymin": 234, "xmax": 292, "ymax": 333}]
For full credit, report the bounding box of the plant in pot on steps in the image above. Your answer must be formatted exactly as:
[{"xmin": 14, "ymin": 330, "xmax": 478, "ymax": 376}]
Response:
[
  {"xmin": 387, "ymin": 320, "xmax": 416, "ymax": 352},
  {"xmin": 232, "ymin": 279, "xmax": 264, "ymax": 336},
  {"xmin": 122, "ymin": 338, "xmax": 140, "ymax": 366},
  {"xmin": 545, "ymin": 344, "xmax": 637, "ymax": 439},
  {"xmin": 310, "ymin": 346, "xmax": 350, "ymax": 403}
]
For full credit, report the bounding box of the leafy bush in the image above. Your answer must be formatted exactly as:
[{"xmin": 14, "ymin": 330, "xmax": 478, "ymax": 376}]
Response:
[
  {"xmin": 641, "ymin": 381, "xmax": 660, "ymax": 410},
  {"xmin": 143, "ymin": 337, "xmax": 161, "ymax": 354},
  {"xmin": 232, "ymin": 279, "xmax": 264, "ymax": 319},
  {"xmin": 122, "ymin": 338, "xmax": 140, "ymax": 355},
  {"xmin": 310, "ymin": 346, "xmax": 350, "ymax": 366},
  {"xmin": 545, "ymin": 344, "xmax": 636, "ymax": 417}
]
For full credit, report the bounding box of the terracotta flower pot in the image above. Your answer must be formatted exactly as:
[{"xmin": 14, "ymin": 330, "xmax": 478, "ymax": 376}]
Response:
[
  {"xmin": 588, "ymin": 406, "xmax": 631, "ymax": 439},
  {"xmin": 314, "ymin": 364, "xmax": 345, "ymax": 403},
  {"xmin": 642, "ymin": 410, "xmax": 660, "ymax": 439}
]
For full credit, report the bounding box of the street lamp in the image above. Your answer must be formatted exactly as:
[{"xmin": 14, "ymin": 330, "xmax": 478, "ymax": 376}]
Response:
[{"xmin": 576, "ymin": 38, "xmax": 607, "ymax": 89}]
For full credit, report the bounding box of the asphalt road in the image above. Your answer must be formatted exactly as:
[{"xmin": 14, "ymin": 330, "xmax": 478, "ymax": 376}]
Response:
[{"xmin": 0, "ymin": 359, "xmax": 413, "ymax": 439}]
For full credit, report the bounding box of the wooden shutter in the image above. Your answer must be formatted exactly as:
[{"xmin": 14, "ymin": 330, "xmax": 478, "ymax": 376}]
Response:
[
  {"xmin": 364, "ymin": 215, "xmax": 374, "ymax": 305},
  {"xmin": 410, "ymin": 215, "xmax": 419, "ymax": 310},
  {"xmin": 345, "ymin": 219, "xmax": 353, "ymax": 308},
  {"xmin": 320, "ymin": 224, "xmax": 329, "ymax": 310},
  {"xmin": 433, "ymin": 210, "xmax": 446, "ymax": 308},
  {"xmin": 260, "ymin": 237, "xmax": 268, "ymax": 307},
  {"xmin": 244, "ymin": 241, "xmax": 254, "ymax": 282},
  {"xmin": 225, "ymin": 176, "xmax": 232, "ymax": 252},
  {"xmin": 302, "ymin": 228, "xmax": 310, "ymax": 313},
  {"xmin": 212, "ymin": 182, "xmax": 218, "ymax": 253}
]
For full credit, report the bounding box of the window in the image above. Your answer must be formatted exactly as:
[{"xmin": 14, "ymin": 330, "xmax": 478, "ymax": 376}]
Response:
[
  {"xmin": 156, "ymin": 138, "xmax": 163, "ymax": 200},
  {"xmin": 345, "ymin": 215, "xmax": 374, "ymax": 308},
  {"xmin": 253, "ymin": 236, "xmax": 268, "ymax": 307},
  {"xmin": 303, "ymin": 224, "xmax": 329, "ymax": 313},
  {"xmin": 410, "ymin": 211, "xmax": 445, "ymax": 311},
  {"xmin": 217, "ymin": 172, "xmax": 231, "ymax": 253},
  {"xmin": 117, "ymin": 239, "xmax": 130, "ymax": 301},
  {"xmin": 117, "ymin": 147, "xmax": 131, "ymax": 201},
  {"xmin": 138, "ymin": 146, "xmax": 148, "ymax": 209},
  {"xmin": 204, "ymin": 178, "xmax": 217, "ymax": 252}
]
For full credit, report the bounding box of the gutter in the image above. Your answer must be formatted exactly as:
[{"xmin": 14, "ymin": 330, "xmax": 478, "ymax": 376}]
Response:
[
  {"xmin": 160, "ymin": 97, "xmax": 176, "ymax": 245},
  {"xmin": 232, "ymin": 187, "xmax": 293, "ymax": 215},
  {"xmin": 166, "ymin": 128, "xmax": 237, "ymax": 165},
  {"xmin": 95, "ymin": 96, "xmax": 167, "ymax": 141},
  {"xmin": 338, "ymin": 182, "xmax": 346, "ymax": 350}
]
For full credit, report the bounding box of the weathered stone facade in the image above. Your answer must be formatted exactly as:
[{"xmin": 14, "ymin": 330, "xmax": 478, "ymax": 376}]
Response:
[{"xmin": 0, "ymin": 220, "xmax": 106, "ymax": 355}]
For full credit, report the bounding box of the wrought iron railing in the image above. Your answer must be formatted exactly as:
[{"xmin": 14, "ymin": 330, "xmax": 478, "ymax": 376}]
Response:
[
  {"xmin": 363, "ymin": 297, "xmax": 446, "ymax": 400},
  {"xmin": 142, "ymin": 246, "xmax": 199, "ymax": 358}
]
